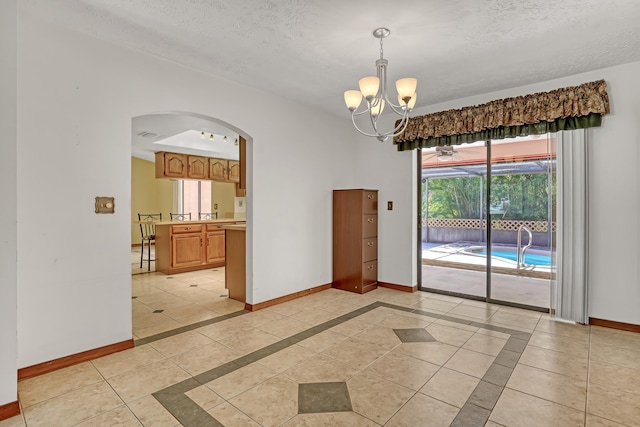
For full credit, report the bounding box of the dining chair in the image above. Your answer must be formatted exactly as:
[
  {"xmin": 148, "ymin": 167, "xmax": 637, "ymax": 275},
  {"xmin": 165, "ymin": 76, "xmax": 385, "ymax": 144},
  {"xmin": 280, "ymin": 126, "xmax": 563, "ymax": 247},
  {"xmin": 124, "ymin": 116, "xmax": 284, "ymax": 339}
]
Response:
[
  {"xmin": 198, "ymin": 212, "xmax": 218, "ymax": 220},
  {"xmin": 138, "ymin": 213, "xmax": 162, "ymax": 271},
  {"xmin": 170, "ymin": 212, "xmax": 192, "ymax": 221}
]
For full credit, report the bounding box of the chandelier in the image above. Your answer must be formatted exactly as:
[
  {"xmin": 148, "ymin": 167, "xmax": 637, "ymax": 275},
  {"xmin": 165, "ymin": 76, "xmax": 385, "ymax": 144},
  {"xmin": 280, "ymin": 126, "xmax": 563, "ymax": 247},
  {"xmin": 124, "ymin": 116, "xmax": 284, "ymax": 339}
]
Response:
[{"xmin": 344, "ymin": 28, "xmax": 417, "ymax": 142}]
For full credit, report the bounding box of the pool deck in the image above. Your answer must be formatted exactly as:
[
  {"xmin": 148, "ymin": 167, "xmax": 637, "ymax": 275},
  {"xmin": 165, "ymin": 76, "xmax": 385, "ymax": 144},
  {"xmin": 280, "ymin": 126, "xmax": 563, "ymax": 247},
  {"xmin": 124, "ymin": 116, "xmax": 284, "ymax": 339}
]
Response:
[
  {"xmin": 422, "ymin": 242, "xmax": 554, "ymax": 277},
  {"xmin": 421, "ymin": 242, "xmax": 553, "ymax": 309}
]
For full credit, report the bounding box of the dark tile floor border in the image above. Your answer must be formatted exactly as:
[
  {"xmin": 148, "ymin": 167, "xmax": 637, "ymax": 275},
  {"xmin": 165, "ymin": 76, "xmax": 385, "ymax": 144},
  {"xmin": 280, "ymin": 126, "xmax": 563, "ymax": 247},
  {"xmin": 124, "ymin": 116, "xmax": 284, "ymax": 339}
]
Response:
[
  {"xmin": 148, "ymin": 300, "xmax": 531, "ymax": 427},
  {"xmin": 134, "ymin": 309, "xmax": 249, "ymax": 346}
]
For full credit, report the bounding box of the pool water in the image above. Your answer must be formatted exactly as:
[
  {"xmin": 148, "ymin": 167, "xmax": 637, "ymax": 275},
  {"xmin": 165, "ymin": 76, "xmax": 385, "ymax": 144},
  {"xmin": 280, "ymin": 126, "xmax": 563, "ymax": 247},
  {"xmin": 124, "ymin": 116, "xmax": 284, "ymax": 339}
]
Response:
[{"xmin": 478, "ymin": 250, "xmax": 552, "ymax": 267}]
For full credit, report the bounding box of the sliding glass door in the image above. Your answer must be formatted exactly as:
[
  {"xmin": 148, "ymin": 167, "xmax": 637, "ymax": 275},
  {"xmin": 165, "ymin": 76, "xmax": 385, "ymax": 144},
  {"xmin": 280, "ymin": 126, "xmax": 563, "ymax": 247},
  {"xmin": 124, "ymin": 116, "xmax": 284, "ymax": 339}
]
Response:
[
  {"xmin": 420, "ymin": 141, "xmax": 487, "ymax": 299},
  {"xmin": 420, "ymin": 136, "xmax": 556, "ymax": 311}
]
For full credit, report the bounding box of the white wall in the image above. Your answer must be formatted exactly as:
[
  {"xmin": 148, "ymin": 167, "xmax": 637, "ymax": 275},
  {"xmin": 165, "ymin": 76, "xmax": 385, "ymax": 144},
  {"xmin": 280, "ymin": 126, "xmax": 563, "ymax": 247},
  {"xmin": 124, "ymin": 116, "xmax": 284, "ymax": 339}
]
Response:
[
  {"xmin": 6, "ymin": 4, "xmax": 639, "ymax": 407},
  {"xmin": 16, "ymin": 9, "xmax": 355, "ymax": 368},
  {"xmin": 0, "ymin": 0, "xmax": 18, "ymax": 408},
  {"xmin": 406, "ymin": 62, "xmax": 640, "ymax": 324},
  {"xmin": 351, "ymin": 130, "xmax": 418, "ymax": 289}
]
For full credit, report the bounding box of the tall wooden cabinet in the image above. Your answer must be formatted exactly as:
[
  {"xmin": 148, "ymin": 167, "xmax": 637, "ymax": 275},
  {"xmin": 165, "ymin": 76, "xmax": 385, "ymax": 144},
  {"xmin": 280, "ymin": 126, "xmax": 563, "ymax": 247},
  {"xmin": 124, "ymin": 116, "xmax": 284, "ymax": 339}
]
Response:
[{"xmin": 333, "ymin": 189, "xmax": 378, "ymax": 294}]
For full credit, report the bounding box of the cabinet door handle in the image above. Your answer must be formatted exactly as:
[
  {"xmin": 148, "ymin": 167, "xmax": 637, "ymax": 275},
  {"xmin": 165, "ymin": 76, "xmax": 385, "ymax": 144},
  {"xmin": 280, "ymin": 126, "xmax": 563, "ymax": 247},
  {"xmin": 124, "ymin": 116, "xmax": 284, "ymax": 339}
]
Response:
[
  {"xmin": 367, "ymin": 194, "xmax": 374, "ymax": 199},
  {"xmin": 367, "ymin": 242, "xmax": 374, "ymax": 246},
  {"xmin": 367, "ymin": 265, "xmax": 374, "ymax": 270},
  {"xmin": 367, "ymin": 218, "xmax": 374, "ymax": 223}
]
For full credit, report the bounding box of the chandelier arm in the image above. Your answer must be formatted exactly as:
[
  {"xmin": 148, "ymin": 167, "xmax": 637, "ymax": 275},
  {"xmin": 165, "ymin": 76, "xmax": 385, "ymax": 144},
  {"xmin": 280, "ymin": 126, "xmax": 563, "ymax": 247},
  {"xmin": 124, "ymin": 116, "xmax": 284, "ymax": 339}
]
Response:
[
  {"xmin": 352, "ymin": 108, "xmax": 373, "ymax": 117},
  {"xmin": 386, "ymin": 101, "xmax": 410, "ymax": 115},
  {"xmin": 351, "ymin": 113, "xmax": 388, "ymax": 138},
  {"xmin": 389, "ymin": 115, "xmax": 411, "ymax": 137},
  {"xmin": 382, "ymin": 114, "xmax": 411, "ymax": 138},
  {"xmin": 351, "ymin": 110, "xmax": 411, "ymax": 140}
]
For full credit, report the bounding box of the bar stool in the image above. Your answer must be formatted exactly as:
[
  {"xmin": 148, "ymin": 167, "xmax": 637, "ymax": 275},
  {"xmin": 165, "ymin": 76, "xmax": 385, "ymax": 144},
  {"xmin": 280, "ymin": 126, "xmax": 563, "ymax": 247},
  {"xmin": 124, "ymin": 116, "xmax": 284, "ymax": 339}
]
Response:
[
  {"xmin": 138, "ymin": 213, "xmax": 161, "ymax": 271},
  {"xmin": 170, "ymin": 213, "xmax": 191, "ymax": 221},
  {"xmin": 198, "ymin": 212, "xmax": 218, "ymax": 220}
]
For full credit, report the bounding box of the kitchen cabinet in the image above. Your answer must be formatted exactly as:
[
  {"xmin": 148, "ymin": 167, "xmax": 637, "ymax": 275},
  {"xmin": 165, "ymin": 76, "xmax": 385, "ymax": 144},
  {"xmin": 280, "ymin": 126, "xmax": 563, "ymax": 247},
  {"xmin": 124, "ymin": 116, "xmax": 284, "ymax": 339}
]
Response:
[
  {"xmin": 187, "ymin": 155, "xmax": 208, "ymax": 179},
  {"xmin": 155, "ymin": 152, "xmax": 186, "ymax": 178},
  {"xmin": 155, "ymin": 150, "xmax": 242, "ymax": 184},
  {"xmin": 168, "ymin": 223, "xmax": 203, "ymax": 270},
  {"xmin": 155, "ymin": 220, "xmax": 243, "ymax": 274},
  {"xmin": 222, "ymin": 225, "xmax": 246, "ymax": 303},
  {"xmin": 332, "ymin": 189, "xmax": 378, "ymax": 294},
  {"xmin": 205, "ymin": 223, "xmax": 226, "ymax": 264},
  {"xmin": 209, "ymin": 158, "xmax": 228, "ymax": 181},
  {"xmin": 228, "ymin": 160, "xmax": 240, "ymax": 182}
]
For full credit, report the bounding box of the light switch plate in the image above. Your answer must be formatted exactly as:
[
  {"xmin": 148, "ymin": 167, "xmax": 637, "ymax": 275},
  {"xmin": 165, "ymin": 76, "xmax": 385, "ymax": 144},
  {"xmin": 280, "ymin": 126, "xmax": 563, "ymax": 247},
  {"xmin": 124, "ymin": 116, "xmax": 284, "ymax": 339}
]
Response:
[
  {"xmin": 95, "ymin": 196, "xmax": 115, "ymax": 214},
  {"xmin": 387, "ymin": 201, "xmax": 393, "ymax": 210}
]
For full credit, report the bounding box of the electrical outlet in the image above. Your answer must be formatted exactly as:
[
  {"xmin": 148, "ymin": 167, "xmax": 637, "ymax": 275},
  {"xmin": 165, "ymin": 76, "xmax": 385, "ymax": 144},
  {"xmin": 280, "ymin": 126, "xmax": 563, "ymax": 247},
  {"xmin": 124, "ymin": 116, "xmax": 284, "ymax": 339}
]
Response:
[{"xmin": 214, "ymin": 203, "xmax": 218, "ymax": 210}]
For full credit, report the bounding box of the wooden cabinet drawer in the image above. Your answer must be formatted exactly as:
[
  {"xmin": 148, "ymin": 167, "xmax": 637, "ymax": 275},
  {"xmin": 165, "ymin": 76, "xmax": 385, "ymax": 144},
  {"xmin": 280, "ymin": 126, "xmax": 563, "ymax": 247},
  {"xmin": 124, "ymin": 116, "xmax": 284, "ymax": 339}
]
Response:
[
  {"xmin": 363, "ymin": 215, "xmax": 377, "ymax": 238},
  {"xmin": 363, "ymin": 191, "xmax": 378, "ymax": 214},
  {"xmin": 171, "ymin": 224, "xmax": 203, "ymax": 234},
  {"xmin": 206, "ymin": 222, "xmax": 237, "ymax": 231},
  {"xmin": 362, "ymin": 261, "xmax": 377, "ymax": 287},
  {"xmin": 363, "ymin": 237, "xmax": 377, "ymax": 262}
]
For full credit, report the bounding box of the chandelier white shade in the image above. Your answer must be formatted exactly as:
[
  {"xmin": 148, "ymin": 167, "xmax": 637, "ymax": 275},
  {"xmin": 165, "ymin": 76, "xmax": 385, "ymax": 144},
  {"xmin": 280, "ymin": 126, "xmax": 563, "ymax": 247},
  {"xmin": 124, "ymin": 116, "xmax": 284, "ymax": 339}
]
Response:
[{"xmin": 344, "ymin": 28, "xmax": 417, "ymax": 142}]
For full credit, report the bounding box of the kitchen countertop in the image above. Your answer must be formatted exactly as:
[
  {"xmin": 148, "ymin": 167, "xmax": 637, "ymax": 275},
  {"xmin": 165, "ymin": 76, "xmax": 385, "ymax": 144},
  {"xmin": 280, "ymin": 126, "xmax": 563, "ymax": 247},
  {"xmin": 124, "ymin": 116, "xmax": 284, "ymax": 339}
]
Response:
[{"xmin": 218, "ymin": 224, "xmax": 246, "ymax": 231}]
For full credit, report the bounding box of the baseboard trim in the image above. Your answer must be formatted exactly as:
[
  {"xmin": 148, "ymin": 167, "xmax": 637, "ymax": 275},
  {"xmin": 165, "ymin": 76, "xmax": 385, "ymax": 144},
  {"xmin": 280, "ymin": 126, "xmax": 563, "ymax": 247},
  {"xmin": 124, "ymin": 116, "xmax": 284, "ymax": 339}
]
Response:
[
  {"xmin": 0, "ymin": 400, "xmax": 20, "ymax": 422},
  {"xmin": 589, "ymin": 317, "xmax": 640, "ymax": 333},
  {"xmin": 18, "ymin": 339, "xmax": 134, "ymax": 380},
  {"xmin": 378, "ymin": 282, "xmax": 418, "ymax": 293},
  {"xmin": 244, "ymin": 283, "xmax": 332, "ymax": 312}
]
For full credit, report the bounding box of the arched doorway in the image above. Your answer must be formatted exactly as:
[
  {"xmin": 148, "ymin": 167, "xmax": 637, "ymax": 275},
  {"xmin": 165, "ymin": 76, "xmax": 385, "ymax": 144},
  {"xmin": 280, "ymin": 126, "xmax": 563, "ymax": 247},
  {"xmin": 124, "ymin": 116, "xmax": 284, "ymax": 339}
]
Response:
[{"xmin": 130, "ymin": 111, "xmax": 251, "ymax": 339}]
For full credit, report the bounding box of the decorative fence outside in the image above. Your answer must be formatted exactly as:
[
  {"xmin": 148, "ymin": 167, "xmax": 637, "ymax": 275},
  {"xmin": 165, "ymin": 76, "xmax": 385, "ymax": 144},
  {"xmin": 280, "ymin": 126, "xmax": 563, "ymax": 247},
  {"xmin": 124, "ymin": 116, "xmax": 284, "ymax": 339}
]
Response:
[{"xmin": 423, "ymin": 218, "xmax": 556, "ymax": 247}]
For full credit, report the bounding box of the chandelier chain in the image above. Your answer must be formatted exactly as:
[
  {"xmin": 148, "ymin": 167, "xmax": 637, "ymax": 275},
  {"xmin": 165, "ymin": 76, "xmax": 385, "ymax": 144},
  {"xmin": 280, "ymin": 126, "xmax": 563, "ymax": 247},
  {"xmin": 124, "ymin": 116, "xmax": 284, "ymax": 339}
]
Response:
[{"xmin": 379, "ymin": 38, "xmax": 384, "ymax": 60}]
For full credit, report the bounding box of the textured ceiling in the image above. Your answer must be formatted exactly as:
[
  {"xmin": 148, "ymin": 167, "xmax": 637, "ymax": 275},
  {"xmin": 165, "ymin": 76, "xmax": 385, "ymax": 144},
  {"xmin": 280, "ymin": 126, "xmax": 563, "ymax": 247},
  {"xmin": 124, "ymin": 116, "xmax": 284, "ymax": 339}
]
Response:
[{"xmin": 22, "ymin": 0, "xmax": 640, "ymax": 117}]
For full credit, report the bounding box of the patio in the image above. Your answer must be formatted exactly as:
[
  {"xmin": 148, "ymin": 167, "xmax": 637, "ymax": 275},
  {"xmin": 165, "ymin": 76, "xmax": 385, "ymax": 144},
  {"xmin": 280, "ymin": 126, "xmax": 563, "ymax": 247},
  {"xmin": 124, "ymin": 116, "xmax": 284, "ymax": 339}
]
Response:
[{"xmin": 422, "ymin": 243, "xmax": 552, "ymax": 309}]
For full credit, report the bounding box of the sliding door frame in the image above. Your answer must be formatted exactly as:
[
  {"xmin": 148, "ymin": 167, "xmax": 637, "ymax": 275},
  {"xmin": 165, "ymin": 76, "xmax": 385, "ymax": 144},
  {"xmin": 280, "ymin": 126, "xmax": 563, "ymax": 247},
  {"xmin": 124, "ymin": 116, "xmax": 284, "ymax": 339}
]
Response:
[{"xmin": 417, "ymin": 140, "xmax": 550, "ymax": 313}]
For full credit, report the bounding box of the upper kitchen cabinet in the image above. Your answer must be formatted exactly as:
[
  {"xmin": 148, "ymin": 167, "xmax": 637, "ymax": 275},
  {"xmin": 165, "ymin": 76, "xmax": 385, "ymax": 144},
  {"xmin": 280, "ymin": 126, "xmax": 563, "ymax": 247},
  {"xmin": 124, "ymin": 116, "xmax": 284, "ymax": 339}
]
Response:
[
  {"xmin": 209, "ymin": 158, "xmax": 228, "ymax": 181},
  {"xmin": 154, "ymin": 146, "xmax": 244, "ymax": 185},
  {"xmin": 228, "ymin": 160, "xmax": 240, "ymax": 182},
  {"xmin": 155, "ymin": 152, "xmax": 186, "ymax": 178},
  {"xmin": 187, "ymin": 155, "xmax": 208, "ymax": 179}
]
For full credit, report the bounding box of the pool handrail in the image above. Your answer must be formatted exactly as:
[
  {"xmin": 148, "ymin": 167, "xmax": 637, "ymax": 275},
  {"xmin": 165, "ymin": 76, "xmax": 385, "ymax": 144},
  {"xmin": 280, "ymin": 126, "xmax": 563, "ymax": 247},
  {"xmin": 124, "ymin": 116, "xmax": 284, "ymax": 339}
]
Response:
[{"xmin": 517, "ymin": 225, "xmax": 533, "ymax": 269}]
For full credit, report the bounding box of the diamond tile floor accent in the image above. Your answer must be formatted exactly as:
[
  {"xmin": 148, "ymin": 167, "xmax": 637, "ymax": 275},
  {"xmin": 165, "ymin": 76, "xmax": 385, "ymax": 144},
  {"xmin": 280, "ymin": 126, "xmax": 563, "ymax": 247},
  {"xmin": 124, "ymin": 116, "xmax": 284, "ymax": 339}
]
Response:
[
  {"xmin": 393, "ymin": 328, "xmax": 437, "ymax": 343},
  {"xmin": 298, "ymin": 382, "xmax": 352, "ymax": 414},
  {"xmin": 9, "ymin": 272, "xmax": 640, "ymax": 427}
]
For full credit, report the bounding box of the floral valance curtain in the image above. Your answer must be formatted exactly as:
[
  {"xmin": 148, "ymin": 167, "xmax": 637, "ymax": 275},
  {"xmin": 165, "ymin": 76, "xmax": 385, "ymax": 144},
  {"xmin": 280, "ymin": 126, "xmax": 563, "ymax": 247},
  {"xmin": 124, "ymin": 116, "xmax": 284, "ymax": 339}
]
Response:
[{"xmin": 394, "ymin": 79, "xmax": 610, "ymax": 151}]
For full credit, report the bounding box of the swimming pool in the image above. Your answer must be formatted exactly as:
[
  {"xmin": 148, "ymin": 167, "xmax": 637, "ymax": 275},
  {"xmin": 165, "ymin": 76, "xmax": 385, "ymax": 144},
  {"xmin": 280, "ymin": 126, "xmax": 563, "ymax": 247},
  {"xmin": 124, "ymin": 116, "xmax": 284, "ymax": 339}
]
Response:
[{"xmin": 477, "ymin": 250, "xmax": 552, "ymax": 267}]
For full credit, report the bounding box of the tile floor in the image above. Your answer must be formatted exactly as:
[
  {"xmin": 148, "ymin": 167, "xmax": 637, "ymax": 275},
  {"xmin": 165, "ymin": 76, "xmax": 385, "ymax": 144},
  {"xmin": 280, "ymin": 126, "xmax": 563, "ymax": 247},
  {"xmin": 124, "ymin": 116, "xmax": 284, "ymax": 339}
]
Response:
[{"xmin": 4, "ymin": 272, "xmax": 640, "ymax": 426}]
